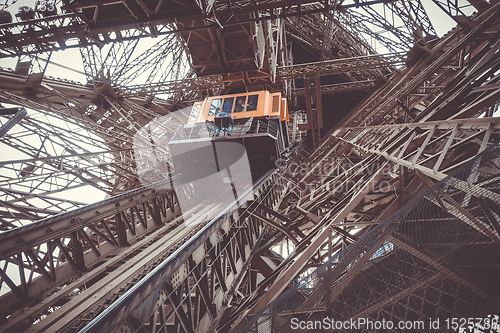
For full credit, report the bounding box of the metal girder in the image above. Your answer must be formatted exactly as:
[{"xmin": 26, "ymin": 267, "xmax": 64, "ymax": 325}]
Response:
[
  {"xmin": 351, "ymin": 7, "xmax": 414, "ymax": 52},
  {"xmin": 338, "ymin": 3, "xmax": 500, "ymax": 128},
  {"xmin": 430, "ymin": 0, "xmax": 486, "ymax": 25},
  {"xmin": 235, "ymin": 162, "xmax": 388, "ymax": 323},
  {"xmin": 221, "ymin": 6, "xmax": 500, "ymax": 329},
  {"xmin": 0, "ymin": 180, "xmax": 181, "ymax": 331},
  {"xmin": 0, "ymin": 0, "xmax": 326, "ymax": 58},
  {"xmin": 0, "ymin": 0, "xmax": 437, "ymax": 58},
  {"xmin": 0, "ymin": 183, "xmax": 174, "ymax": 258},
  {"xmin": 333, "ymin": 117, "xmax": 500, "ymax": 181},
  {"xmin": 388, "ymin": 0, "xmax": 437, "ymax": 38},
  {"xmin": 0, "ymin": 66, "xmax": 177, "ymax": 230},
  {"xmin": 238, "ymin": 138, "xmax": 500, "ymax": 332},
  {"xmin": 0, "ymin": 54, "xmax": 388, "ymax": 102},
  {"xmin": 278, "ymin": 52, "xmax": 404, "ymax": 80},
  {"xmin": 293, "ymin": 79, "xmax": 374, "ymax": 97},
  {"xmin": 114, "ymin": 35, "xmax": 192, "ymax": 87},
  {"xmin": 117, "ymin": 75, "xmax": 225, "ymax": 97},
  {"xmin": 0, "ymin": 107, "xmax": 26, "ymax": 138}
]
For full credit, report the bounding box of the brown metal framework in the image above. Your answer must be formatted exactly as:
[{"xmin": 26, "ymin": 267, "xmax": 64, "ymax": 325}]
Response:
[{"xmin": 0, "ymin": 0, "xmax": 500, "ymax": 332}]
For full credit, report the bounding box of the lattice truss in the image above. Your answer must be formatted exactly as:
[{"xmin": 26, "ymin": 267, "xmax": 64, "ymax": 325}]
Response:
[
  {"xmin": 0, "ymin": 0, "xmax": 499, "ymax": 332},
  {"xmin": 239, "ymin": 138, "xmax": 500, "ymax": 333}
]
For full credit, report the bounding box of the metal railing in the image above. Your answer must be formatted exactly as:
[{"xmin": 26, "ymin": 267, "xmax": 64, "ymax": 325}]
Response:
[{"xmin": 171, "ymin": 118, "xmax": 280, "ymax": 141}]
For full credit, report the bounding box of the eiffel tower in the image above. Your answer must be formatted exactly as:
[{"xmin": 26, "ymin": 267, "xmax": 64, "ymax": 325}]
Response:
[{"xmin": 1, "ymin": 0, "xmax": 500, "ymax": 332}]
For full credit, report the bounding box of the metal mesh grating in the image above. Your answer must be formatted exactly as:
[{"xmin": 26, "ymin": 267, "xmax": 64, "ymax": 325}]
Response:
[{"xmin": 237, "ymin": 141, "xmax": 500, "ymax": 333}]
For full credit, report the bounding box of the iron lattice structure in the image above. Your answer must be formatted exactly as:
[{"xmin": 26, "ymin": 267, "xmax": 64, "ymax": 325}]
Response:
[
  {"xmin": 0, "ymin": 0, "xmax": 500, "ymax": 332},
  {"xmin": 238, "ymin": 141, "xmax": 500, "ymax": 333}
]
